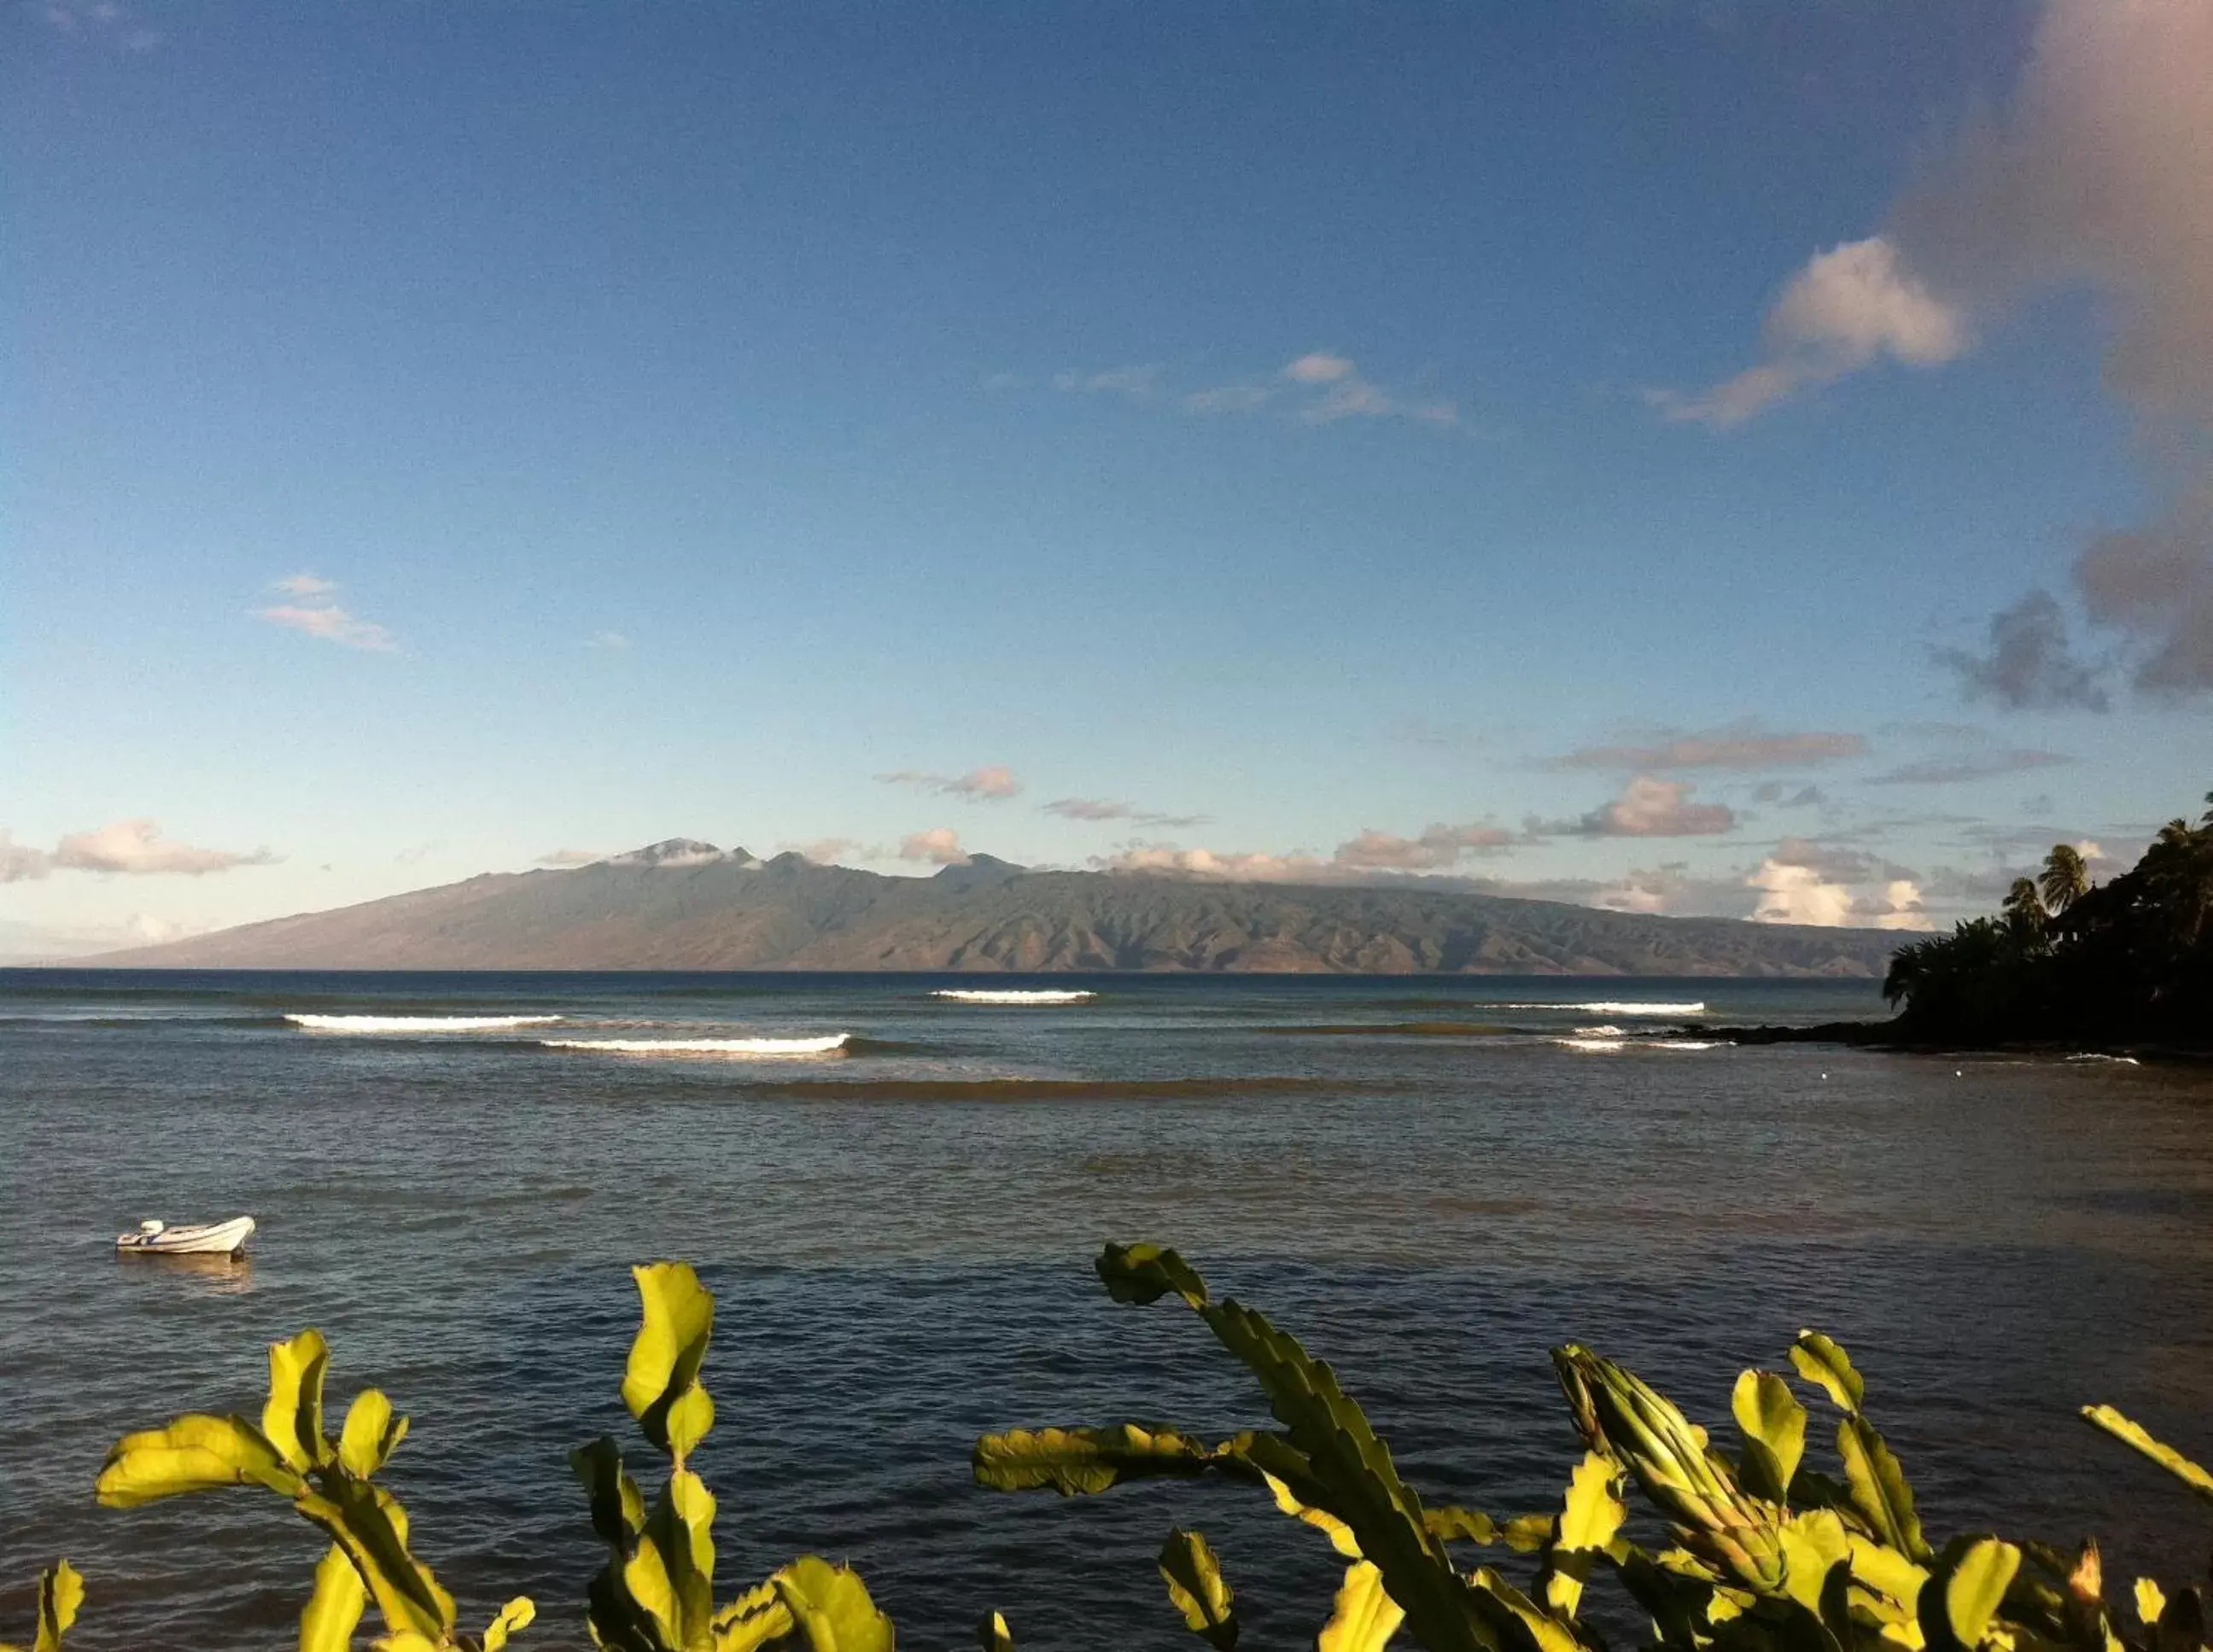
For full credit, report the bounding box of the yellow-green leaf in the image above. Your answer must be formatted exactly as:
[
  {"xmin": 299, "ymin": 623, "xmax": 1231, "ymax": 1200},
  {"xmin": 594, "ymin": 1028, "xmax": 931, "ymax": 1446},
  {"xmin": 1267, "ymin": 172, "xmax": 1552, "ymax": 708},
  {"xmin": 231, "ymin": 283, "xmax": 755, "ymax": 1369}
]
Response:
[
  {"xmin": 770, "ymin": 1556, "xmax": 895, "ymax": 1652},
  {"xmin": 1790, "ymin": 1333, "xmax": 1866, "ymax": 1416},
  {"xmin": 1096, "ymin": 1243, "xmax": 1209, "ymax": 1308},
  {"xmin": 95, "ymin": 1413, "xmax": 303, "ymax": 1507},
  {"xmin": 1320, "ymin": 1561, "xmax": 1403, "ymax": 1652},
  {"xmin": 265, "ymin": 1331, "xmax": 335, "ymax": 1474},
  {"xmin": 1777, "ymin": 1510, "xmax": 1851, "ymax": 1613},
  {"xmin": 711, "ymin": 1579, "xmax": 791, "ymax": 1652},
  {"xmin": 480, "ymin": 1597, "xmax": 534, "ymax": 1651},
  {"xmin": 1546, "ymin": 1451, "xmax": 1628, "ymax": 1617},
  {"xmin": 622, "ymin": 1264, "xmax": 717, "ymax": 1463},
  {"xmin": 1466, "ymin": 1566, "xmax": 1585, "ymax": 1652},
  {"xmin": 621, "ymin": 1535, "xmax": 685, "ymax": 1649},
  {"xmin": 2135, "ymin": 1579, "xmax": 2167, "ymax": 1627},
  {"xmin": 1423, "ymin": 1507, "xmax": 1499, "ymax": 1546},
  {"xmin": 1846, "ymin": 1533, "xmax": 1929, "ymax": 1612},
  {"xmin": 569, "ymin": 1438, "xmax": 645, "ymax": 1550},
  {"xmin": 295, "ymin": 1478, "xmax": 456, "ymax": 1643},
  {"xmin": 32, "ymin": 1561, "xmax": 84, "ymax": 1652},
  {"xmin": 972, "ymin": 1423, "xmax": 1218, "ymax": 1496},
  {"xmin": 1733, "ymin": 1371, "xmax": 1807, "ymax": 1502},
  {"xmin": 2080, "ymin": 1407, "xmax": 2213, "ymax": 1507},
  {"xmin": 1264, "ymin": 1470, "xmax": 1362, "ymax": 1560},
  {"xmin": 1501, "ymin": 1514, "xmax": 1555, "ymax": 1554},
  {"xmin": 1926, "ymin": 1538, "xmax": 2019, "ymax": 1651},
  {"xmin": 338, "ymin": 1391, "xmax": 408, "ymax": 1480},
  {"xmin": 1839, "ymin": 1419, "xmax": 1929, "ymax": 1562},
  {"xmin": 300, "ymin": 1546, "xmax": 367, "ymax": 1652},
  {"xmin": 974, "ymin": 1610, "xmax": 1015, "ymax": 1652},
  {"xmin": 1159, "ymin": 1529, "xmax": 1237, "ymax": 1650}
]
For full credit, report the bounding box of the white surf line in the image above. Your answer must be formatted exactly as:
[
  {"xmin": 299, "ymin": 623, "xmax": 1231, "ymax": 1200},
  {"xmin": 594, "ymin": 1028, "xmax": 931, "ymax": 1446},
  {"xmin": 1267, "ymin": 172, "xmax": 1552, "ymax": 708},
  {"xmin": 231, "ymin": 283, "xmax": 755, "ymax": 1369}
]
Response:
[
  {"xmin": 1496, "ymin": 1001, "xmax": 1706, "ymax": 1015},
  {"xmin": 929, "ymin": 989, "xmax": 1098, "ymax": 1005},
  {"xmin": 287, "ymin": 1013, "xmax": 563, "ymax": 1033},
  {"xmin": 542, "ymin": 1034, "xmax": 851, "ymax": 1056}
]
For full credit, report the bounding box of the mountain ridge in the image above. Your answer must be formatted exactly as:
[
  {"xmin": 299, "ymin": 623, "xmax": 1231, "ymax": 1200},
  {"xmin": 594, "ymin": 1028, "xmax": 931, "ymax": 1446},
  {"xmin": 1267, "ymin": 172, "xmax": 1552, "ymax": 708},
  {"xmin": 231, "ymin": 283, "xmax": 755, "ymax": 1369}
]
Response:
[{"xmin": 82, "ymin": 843, "xmax": 1906, "ymax": 975}]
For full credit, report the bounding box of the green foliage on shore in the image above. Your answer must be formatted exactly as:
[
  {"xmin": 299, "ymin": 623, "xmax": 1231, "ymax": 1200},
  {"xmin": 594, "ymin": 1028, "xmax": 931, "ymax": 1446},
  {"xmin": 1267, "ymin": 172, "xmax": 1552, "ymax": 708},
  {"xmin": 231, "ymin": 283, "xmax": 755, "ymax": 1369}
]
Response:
[
  {"xmin": 1882, "ymin": 787, "xmax": 2213, "ymax": 1047},
  {"xmin": 62, "ymin": 1245, "xmax": 2213, "ymax": 1649}
]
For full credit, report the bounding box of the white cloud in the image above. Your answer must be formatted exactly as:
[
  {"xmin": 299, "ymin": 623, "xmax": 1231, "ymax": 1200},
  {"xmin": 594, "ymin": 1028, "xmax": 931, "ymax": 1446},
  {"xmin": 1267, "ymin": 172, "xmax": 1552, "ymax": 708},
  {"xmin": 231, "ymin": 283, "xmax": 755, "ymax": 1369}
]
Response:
[
  {"xmin": 44, "ymin": 819, "xmax": 277, "ymax": 876},
  {"xmin": 1096, "ymin": 844, "xmax": 1329, "ymax": 882},
  {"xmin": 877, "ymin": 766, "xmax": 1021, "ymax": 801},
  {"xmin": 585, "ymin": 630, "xmax": 632, "ymax": 651},
  {"xmin": 1656, "ymin": 236, "xmax": 1968, "ymax": 426},
  {"xmin": 899, "ymin": 826, "xmax": 969, "ymax": 866},
  {"xmin": 1672, "ymin": 1, "xmax": 2213, "ymax": 697},
  {"xmin": 1749, "ymin": 840, "xmax": 1930, "ymax": 930},
  {"xmin": 1284, "ymin": 353, "xmax": 1357, "ymax": 385},
  {"xmin": 536, "ymin": 848, "xmax": 604, "ymax": 867},
  {"xmin": 254, "ymin": 575, "xmax": 398, "ymax": 651}
]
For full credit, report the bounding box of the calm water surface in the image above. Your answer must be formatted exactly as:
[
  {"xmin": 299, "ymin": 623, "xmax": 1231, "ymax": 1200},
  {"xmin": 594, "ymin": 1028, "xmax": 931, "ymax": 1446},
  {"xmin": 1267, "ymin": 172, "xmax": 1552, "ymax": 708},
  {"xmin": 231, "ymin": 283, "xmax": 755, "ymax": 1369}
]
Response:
[{"xmin": 3, "ymin": 971, "xmax": 2210, "ymax": 1649}]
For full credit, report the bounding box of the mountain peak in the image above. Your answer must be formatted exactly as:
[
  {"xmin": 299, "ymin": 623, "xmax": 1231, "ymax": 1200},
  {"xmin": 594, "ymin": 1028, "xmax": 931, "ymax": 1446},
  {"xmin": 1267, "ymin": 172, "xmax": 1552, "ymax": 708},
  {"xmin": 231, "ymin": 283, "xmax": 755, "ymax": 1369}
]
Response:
[{"xmin": 601, "ymin": 838, "xmax": 739, "ymax": 868}]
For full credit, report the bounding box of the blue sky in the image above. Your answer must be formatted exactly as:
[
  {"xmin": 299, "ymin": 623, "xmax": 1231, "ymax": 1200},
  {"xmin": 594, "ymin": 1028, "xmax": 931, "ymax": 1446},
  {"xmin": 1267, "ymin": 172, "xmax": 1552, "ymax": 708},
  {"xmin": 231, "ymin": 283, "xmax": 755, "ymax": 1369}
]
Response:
[{"xmin": 4, "ymin": 0, "xmax": 2208, "ymax": 956}]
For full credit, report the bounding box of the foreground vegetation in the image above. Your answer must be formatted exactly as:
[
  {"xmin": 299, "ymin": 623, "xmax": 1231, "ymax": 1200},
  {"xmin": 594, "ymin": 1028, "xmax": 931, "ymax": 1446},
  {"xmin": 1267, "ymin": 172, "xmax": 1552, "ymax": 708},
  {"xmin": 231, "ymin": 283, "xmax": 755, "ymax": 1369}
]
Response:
[
  {"xmin": 9, "ymin": 1246, "xmax": 2210, "ymax": 1650},
  {"xmin": 1880, "ymin": 789, "xmax": 2213, "ymax": 1050}
]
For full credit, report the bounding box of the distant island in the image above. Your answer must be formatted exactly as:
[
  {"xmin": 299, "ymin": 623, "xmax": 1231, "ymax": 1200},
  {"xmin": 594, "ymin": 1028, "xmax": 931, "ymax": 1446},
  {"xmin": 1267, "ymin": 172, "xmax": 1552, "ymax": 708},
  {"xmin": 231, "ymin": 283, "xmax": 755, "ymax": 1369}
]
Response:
[
  {"xmin": 82, "ymin": 838, "xmax": 1901, "ymax": 975},
  {"xmin": 1714, "ymin": 788, "xmax": 2213, "ymax": 1056}
]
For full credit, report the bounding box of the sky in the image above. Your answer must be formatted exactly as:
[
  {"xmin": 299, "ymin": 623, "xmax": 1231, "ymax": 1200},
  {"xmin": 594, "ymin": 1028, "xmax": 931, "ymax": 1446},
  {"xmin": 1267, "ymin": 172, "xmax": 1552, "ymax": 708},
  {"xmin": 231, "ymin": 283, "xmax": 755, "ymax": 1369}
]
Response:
[{"xmin": 3, "ymin": 0, "xmax": 2210, "ymax": 959}]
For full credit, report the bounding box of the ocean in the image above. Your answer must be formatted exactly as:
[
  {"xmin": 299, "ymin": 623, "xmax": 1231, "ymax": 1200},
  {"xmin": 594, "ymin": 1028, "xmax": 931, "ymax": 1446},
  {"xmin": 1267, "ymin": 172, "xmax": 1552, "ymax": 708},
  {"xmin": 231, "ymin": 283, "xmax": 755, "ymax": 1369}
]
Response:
[{"xmin": 2, "ymin": 970, "xmax": 2209, "ymax": 1649}]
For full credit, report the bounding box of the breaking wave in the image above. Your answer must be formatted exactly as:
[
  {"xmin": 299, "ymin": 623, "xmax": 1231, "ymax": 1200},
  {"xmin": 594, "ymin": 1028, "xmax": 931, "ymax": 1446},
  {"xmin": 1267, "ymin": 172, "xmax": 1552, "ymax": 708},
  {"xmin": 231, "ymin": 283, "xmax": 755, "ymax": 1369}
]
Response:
[
  {"xmin": 542, "ymin": 1034, "xmax": 851, "ymax": 1058},
  {"xmin": 288, "ymin": 1013, "xmax": 563, "ymax": 1033},
  {"xmin": 1537, "ymin": 1001, "xmax": 1706, "ymax": 1016},
  {"xmin": 930, "ymin": 989, "xmax": 1098, "ymax": 1005},
  {"xmin": 1557, "ymin": 1036, "xmax": 1629, "ymax": 1053}
]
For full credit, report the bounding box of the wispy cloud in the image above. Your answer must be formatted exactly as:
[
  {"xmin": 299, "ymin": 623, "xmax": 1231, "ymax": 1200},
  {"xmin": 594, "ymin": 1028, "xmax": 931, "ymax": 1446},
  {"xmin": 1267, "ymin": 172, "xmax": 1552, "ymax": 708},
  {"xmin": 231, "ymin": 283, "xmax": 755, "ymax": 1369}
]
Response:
[
  {"xmin": 1556, "ymin": 723, "xmax": 1866, "ymax": 771},
  {"xmin": 1331, "ymin": 821, "xmax": 1515, "ymax": 870},
  {"xmin": 1533, "ymin": 776, "xmax": 1737, "ymax": 838},
  {"xmin": 254, "ymin": 574, "xmax": 398, "ymax": 652},
  {"xmin": 1048, "ymin": 352, "xmax": 1461, "ymax": 430},
  {"xmin": 1042, "ymin": 797, "xmax": 1210, "ymax": 828},
  {"xmin": 40, "ymin": 1, "xmax": 161, "ymax": 51},
  {"xmin": 782, "ymin": 837, "xmax": 870, "ymax": 867},
  {"xmin": 584, "ymin": 630, "xmax": 632, "ymax": 651},
  {"xmin": 1866, "ymin": 749, "xmax": 2072, "ymax": 785},
  {"xmin": 1052, "ymin": 364, "xmax": 1163, "ymax": 400},
  {"xmin": 898, "ymin": 826, "xmax": 969, "ymax": 866},
  {"xmin": 877, "ymin": 766, "xmax": 1022, "ymax": 801},
  {"xmin": 536, "ymin": 848, "xmax": 604, "ymax": 867},
  {"xmin": 0, "ymin": 819, "xmax": 278, "ymax": 881}
]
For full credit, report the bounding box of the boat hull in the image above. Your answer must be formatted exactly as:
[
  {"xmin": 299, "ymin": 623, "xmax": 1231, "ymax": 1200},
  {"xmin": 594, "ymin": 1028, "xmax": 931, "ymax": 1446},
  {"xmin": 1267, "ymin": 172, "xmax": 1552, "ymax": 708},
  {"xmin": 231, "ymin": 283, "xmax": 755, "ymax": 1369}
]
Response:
[{"xmin": 116, "ymin": 1217, "xmax": 256, "ymax": 1257}]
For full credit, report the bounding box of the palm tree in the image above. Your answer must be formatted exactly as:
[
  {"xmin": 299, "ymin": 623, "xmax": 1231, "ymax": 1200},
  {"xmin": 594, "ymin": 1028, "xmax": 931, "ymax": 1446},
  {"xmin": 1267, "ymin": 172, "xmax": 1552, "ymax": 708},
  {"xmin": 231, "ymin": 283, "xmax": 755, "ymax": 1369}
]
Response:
[
  {"xmin": 2001, "ymin": 876, "xmax": 2047, "ymax": 949},
  {"xmin": 2039, "ymin": 843, "xmax": 2090, "ymax": 914}
]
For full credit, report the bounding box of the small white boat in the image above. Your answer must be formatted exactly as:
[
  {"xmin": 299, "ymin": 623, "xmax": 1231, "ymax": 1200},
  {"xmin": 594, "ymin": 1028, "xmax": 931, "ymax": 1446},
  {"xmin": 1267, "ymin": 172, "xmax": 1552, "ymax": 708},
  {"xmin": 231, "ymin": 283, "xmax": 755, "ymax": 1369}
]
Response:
[{"xmin": 115, "ymin": 1217, "xmax": 255, "ymax": 1258}]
